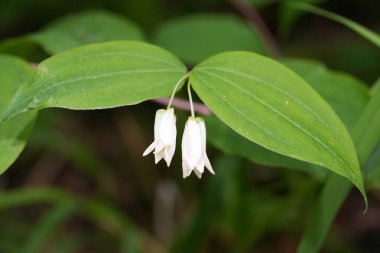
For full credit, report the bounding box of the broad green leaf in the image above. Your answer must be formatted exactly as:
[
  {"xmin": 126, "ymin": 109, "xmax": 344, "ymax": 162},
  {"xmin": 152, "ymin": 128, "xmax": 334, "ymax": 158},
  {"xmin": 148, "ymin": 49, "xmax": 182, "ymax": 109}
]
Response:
[
  {"xmin": 190, "ymin": 51, "xmax": 366, "ymax": 202},
  {"xmin": 0, "ymin": 55, "xmax": 36, "ymax": 174},
  {"xmin": 283, "ymin": 58, "xmax": 369, "ymax": 131},
  {"xmin": 206, "ymin": 58, "xmax": 368, "ymax": 178},
  {"xmin": 297, "ymin": 77, "xmax": 380, "ymax": 253},
  {"xmin": 2, "ymin": 41, "xmax": 187, "ymax": 120},
  {"xmin": 153, "ymin": 14, "xmax": 267, "ymax": 65},
  {"xmin": 206, "ymin": 116, "xmax": 327, "ymax": 178},
  {"xmin": 289, "ymin": 3, "xmax": 380, "ymax": 48},
  {"xmin": 31, "ymin": 10, "xmax": 144, "ymax": 54}
]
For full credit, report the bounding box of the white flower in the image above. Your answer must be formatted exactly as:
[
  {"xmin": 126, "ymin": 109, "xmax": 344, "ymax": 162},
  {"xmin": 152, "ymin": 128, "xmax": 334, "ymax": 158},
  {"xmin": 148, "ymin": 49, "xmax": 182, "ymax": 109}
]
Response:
[
  {"xmin": 143, "ymin": 108, "xmax": 176, "ymax": 166},
  {"xmin": 182, "ymin": 117, "xmax": 214, "ymax": 178}
]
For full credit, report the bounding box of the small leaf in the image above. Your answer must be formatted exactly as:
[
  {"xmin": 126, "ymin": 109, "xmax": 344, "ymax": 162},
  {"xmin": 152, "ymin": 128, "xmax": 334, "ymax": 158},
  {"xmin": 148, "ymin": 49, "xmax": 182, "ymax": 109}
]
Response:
[
  {"xmin": 0, "ymin": 55, "xmax": 36, "ymax": 174},
  {"xmin": 289, "ymin": 3, "xmax": 380, "ymax": 47},
  {"xmin": 190, "ymin": 51, "xmax": 366, "ymax": 202},
  {"xmin": 153, "ymin": 14, "xmax": 267, "ymax": 64},
  {"xmin": 3, "ymin": 41, "xmax": 187, "ymax": 120},
  {"xmin": 31, "ymin": 10, "xmax": 145, "ymax": 54}
]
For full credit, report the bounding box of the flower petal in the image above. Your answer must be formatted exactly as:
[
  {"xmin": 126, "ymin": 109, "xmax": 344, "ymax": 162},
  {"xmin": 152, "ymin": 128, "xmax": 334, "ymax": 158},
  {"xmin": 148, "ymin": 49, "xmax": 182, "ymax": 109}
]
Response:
[
  {"xmin": 155, "ymin": 148, "xmax": 165, "ymax": 164},
  {"xmin": 205, "ymin": 155, "xmax": 215, "ymax": 175},
  {"xmin": 159, "ymin": 108, "xmax": 176, "ymax": 147},
  {"xmin": 182, "ymin": 117, "xmax": 203, "ymax": 169},
  {"xmin": 197, "ymin": 118, "xmax": 207, "ymax": 151},
  {"xmin": 154, "ymin": 109, "xmax": 166, "ymax": 139},
  {"xmin": 143, "ymin": 141, "xmax": 156, "ymax": 156},
  {"xmin": 164, "ymin": 140, "xmax": 176, "ymax": 167},
  {"xmin": 195, "ymin": 154, "xmax": 205, "ymax": 174},
  {"xmin": 194, "ymin": 167, "xmax": 203, "ymax": 179},
  {"xmin": 182, "ymin": 160, "xmax": 192, "ymax": 178}
]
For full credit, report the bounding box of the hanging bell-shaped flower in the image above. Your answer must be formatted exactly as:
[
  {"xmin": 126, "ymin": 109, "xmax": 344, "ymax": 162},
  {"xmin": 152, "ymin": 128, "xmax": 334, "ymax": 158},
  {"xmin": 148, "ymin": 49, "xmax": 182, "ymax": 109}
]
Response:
[
  {"xmin": 182, "ymin": 117, "xmax": 214, "ymax": 178},
  {"xmin": 143, "ymin": 108, "xmax": 177, "ymax": 166}
]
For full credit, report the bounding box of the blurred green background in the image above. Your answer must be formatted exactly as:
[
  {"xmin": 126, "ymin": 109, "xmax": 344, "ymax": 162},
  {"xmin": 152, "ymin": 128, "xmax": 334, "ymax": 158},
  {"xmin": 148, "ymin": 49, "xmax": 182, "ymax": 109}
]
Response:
[{"xmin": 0, "ymin": 0, "xmax": 379, "ymax": 252}]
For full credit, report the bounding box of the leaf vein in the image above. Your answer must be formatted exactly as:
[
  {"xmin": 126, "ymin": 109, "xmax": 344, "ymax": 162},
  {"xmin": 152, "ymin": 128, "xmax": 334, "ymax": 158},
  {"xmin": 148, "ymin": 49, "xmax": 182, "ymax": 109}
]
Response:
[{"xmin": 197, "ymin": 70, "xmax": 353, "ymax": 174}]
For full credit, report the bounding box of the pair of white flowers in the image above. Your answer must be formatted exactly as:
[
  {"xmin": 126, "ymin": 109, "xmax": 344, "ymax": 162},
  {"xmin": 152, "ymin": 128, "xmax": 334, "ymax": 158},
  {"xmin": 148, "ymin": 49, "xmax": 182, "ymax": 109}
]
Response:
[{"xmin": 143, "ymin": 108, "xmax": 214, "ymax": 178}]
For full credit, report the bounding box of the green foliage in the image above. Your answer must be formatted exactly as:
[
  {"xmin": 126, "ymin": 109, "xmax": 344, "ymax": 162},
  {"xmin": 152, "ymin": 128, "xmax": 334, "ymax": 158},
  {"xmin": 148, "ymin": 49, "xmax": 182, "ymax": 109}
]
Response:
[
  {"xmin": 23, "ymin": 202, "xmax": 76, "ymax": 253},
  {"xmin": 206, "ymin": 115, "xmax": 315, "ymax": 174},
  {"xmin": 0, "ymin": 2, "xmax": 379, "ymax": 252},
  {"xmin": 0, "ymin": 55, "xmax": 36, "ymax": 174},
  {"xmin": 0, "ymin": 10, "xmax": 144, "ymax": 58},
  {"xmin": 289, "ymin": 3, "xmax": 380, "ymax": 48},
  {"xmin": 282, "ymin": 58, "xmax": 369, "ymax": 131},
  {"xmin": 206, "ymin": 58, "xmax": 370, "ymax": 179},
  {"xmin": 297, "ymin": 76, "xmax": 380, "ymax": 253},
  {"xmin": 190, "ymin": 51, "xmax": 366, "ymax": 200},
  {"xmin": 153, "ymin": 14, "xmax": 267, "ymax": 64},
  {"xmin": 30, "ymin": 10, "xmax": 144, "ymax": 55},
  {"xmin": 3, "ymin": 41, "xmax": 187, "ymax": 120}
]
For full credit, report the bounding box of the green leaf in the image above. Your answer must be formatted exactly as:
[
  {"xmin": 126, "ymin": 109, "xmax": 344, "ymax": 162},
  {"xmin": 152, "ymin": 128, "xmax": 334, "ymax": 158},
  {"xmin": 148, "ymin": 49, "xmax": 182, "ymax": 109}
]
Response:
[
  {"xmin": 297, "ymin": 77, "xmax": 380, "ymax": 253},
  {"xmin": 282, "ymin": 58, "xmax": 369, "ymax": 131},
  {"xmin": 0, "ymin": 37, "xmax": 43, "ymax": 59},
  {"xmin": 153, "ymin": 14, "xmax": 267, "ymax": 65},
  {"xmin": 289, "ymin": 3, "xmax": 380, "ymax": 48},
  {"xmin": 0, "ymin": 54, "xmax": 36, "ymax": 174},
  {"xmin": 366, "ymin": 143, "xmax": 380, "ymax": 188},
  {"xmin": 171, "ymin": 156, "xmax": 240, "ymax": 253},
  {"xmin": 190, "ymin": 51, "xmax": 366, "ymax": 202},
  {"xmin": 296, "ymin": 174, "xmax": 351, "ymax": 253},
  {"xmin": 2, "ymin": 41, "xmax": 187, "ymax": 120},
  {"xmin": 206, "ymin": 116, "xmax": 326, "ymax": 178},
  {"xmin": 206, "ymin": 58, "xmax": 369, "ymax": 179},
  {"xmin": 30, "ymin": 10, "xmax": 144, "ymax": 54},
  {"xmin": 23, "ymin": 201, "xmax": 76, "ymax": 253},
  {"xmin": 353, "ymin": 78, "xmax": 380, "ymax": 166}
]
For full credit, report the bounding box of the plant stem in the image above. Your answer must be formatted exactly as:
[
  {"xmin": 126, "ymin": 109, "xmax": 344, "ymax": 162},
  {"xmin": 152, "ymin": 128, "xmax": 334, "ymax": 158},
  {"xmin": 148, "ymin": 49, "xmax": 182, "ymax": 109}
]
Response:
[
  {"xmin": 187, "ymin": 82, "xmax": 195, "ymax": 118},
  {"xmin": 152, "ymin": 98, "xmax": 212, "ymax": 115},
  {"xmin": 228, "ymin": 0, "xmax": 280, "ymax": 57},
  {"xmin": 167, "ymin": 73, "xmax": 190, "ymax": 109}
]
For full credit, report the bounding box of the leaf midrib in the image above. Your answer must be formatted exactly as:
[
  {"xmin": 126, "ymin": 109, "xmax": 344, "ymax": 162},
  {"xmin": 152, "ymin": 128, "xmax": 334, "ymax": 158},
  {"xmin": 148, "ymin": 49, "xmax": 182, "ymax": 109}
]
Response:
[
  {"xmin": 7, "ymin": 68, "xmax": 183, "ymax": 116},
  {"xmin": 43, "ymin": 51, "xmax": 184, "ymax": 70}
]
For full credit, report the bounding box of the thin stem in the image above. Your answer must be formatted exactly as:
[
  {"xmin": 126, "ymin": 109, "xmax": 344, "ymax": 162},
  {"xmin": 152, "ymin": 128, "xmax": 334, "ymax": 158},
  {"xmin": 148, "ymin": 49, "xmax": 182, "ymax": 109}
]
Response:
[
  {"xmin": 187, "ymin": 81, "xmax": 195, "ymax": 118},
  {"xmin": 228, "ymin": 0, "xmax": 280, "ymax": 57},
  {"xmin": 152, "ymin": 98, "xmax": 212, "ymax": 115},
  {"xmin": 167, "ymin": 73, "xmax": 190, "ymax": 109}
]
